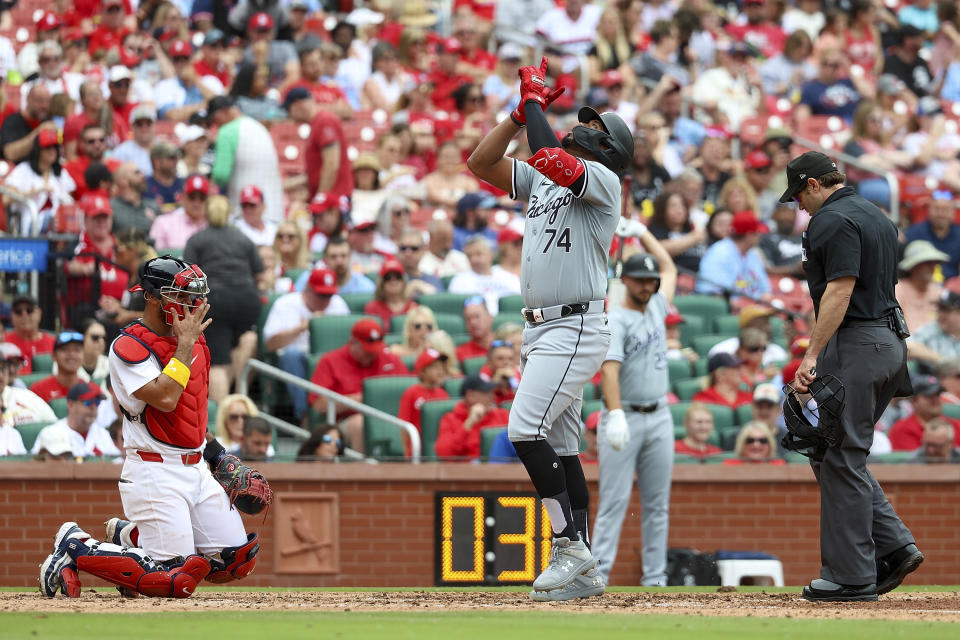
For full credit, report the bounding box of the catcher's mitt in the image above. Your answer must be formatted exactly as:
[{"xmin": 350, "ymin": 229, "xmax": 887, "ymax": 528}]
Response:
[
  {"xmin": 212, "ymin": 453, "xmax": 273, "ymax": 515},
  {"xmin": 781, "ymin": 374, "xmax": 846, "ymax": 461}
]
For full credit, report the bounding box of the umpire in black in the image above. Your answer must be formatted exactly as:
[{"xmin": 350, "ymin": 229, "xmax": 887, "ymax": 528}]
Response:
[{"xmin": 781, "ymin": 151, "xmax": 923, "ymax": 602}]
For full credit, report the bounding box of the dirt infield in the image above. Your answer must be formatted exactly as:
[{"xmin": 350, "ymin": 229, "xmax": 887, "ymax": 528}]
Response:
[{"xmin": 2, "ymin": 590, "xmax": 959, "ymax": 621}]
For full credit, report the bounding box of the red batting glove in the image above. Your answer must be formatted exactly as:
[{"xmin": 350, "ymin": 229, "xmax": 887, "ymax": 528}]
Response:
[
  {"xmin": 510, "ymin": 57, "xmax": 566, "ymax": 126},
  {"xmin": 526, "ymin": 147, "xmax": 585, "ymax": 188}
]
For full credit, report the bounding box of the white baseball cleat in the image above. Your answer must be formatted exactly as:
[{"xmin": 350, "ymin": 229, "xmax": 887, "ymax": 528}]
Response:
[
  {"xmin": 532, "ymin": 537, "xmax": 597, "ymax": 591},
  {"xmin": 38, "ymin": 522, "xmax": 88, "ymax": 598},
  {"xmin": 530, "ymin": 565, "xmax": 605, "ymax": 601}
]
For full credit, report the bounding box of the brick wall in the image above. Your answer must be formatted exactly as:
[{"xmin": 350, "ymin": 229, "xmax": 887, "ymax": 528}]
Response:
[{"xmin": 1, "ymin": 463, "xmax": 958, "ymax": 588}]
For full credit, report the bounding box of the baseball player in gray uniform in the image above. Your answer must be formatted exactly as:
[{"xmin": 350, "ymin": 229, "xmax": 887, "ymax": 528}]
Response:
[
  {"xmin": 592, "ymin": 227, "xmax": 678, "ymax": 587},
  {"xmin": 467, "ymin": 58, "xmax": 634, "ymax": 601}
]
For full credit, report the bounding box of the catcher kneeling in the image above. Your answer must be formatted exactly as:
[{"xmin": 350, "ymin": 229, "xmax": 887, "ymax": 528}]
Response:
[{"xmin": 40, "ymin": 256, "xmax": 272, "ymax": 598}]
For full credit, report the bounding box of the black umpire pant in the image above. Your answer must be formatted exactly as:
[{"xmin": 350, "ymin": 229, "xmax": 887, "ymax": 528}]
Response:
[{"xmin": 812, "ymin": 324, "xmax": 915, "ymax": 584}]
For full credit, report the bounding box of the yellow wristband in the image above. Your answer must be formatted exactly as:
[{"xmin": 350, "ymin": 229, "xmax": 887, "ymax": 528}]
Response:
[{"xmin": 163, "ymin": 357, "xmax": 191, "ymax": 389}]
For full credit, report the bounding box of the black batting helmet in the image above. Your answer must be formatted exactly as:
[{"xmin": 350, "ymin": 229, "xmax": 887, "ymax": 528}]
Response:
[
  {"xmin": 572, "ymin": 107, "xmax": 634, "ymax": 174},
  {"xmin": 621, "ymin": 252, "xmax": 661, "ymax": 291}
]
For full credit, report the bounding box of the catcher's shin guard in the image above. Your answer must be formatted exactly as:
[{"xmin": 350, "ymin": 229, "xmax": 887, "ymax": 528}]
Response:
[
  {"xmin": 205, "ymin": 533, "xmax": 260, "ymax": 583},
  {"xmin": 73, "ymin": 541, "xmax": 211, "ymax": 598}
]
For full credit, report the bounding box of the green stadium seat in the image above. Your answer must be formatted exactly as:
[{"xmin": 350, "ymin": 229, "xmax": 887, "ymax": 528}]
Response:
[
  {"xmin": 493, "ymin": 313, "xmax": 521, "ymax": 331},
  {"xmin": 16, "ymin": 421, "xmax": 50, "ymax": 451},
  {"xmin": 678, "ymin": 314, "xmax": 706, "ymax": 348},
  {"xmin": 674, "ymin": 378, "xmax": 705, "ymax": 401},
  {"xmin": 692, "ymin": 334, "xmax": 731, "ymax": 357},
  {"xmin": 390, "ymin": 315, "xmax": 407, "ymax": 334},
  {"xmin": 714, "ymin": 315, "xmax": 741, "ymax": 336},
  {"xmin": 19, "ymin": 372, "xmax": 47, "ymax": 389},
  {"xmin": 284, "ymin": 268, "xmax": 307, "ymax": 284},
  {"xmin": 735, "ymin": 404, "xmax": 754, "ymax": 425},
  {"xmin": 942, "ymin": 404, "xmax": 960, "ymax": 420},
  {"xmin": 340, "ymin": 293, "xmax": 374, "ymax": 314},
  {"xmin": 207, "ymin": 399, "xmax": 217, "ymax": 433},
  {"xmin": 673, "ymin": 424, "xmax": 685, "ymax": 440},
  {"xmin": 420, "ymin": 398, "xmax": 459, "ymax": 459},
  {"xmin": 718, "ymin": 425, "xmax": 740, "ymax": 450},
  {"xmin": 674, "ymin": 453, "xmax": 703, "ymax": 464},
  {"xmin": 163, "ymin": 248, "xmax": 184, "ymax": 259},
  {"xmin": 385, "ymin": 334, "xmax": 403, "ymax": 346},
  {"xmin": 462, "ymin": 356, "xmax": 485, "ymax": 376},
  {"xmin": 419, "ymin": 293, "xmax": 472, "ymax": 315},
  {"xmin": 401, "ymin": 353, "xmax": 416, "ymax": 370},
  {"xmin": 435, "ymin": 313, "xmax": 466, "ymax": 336},
  {"xmin": 582, "ymin": 399, "xmax": 603, "ymax": 423},
  {"xmin": 582, "ymin": 382, "xmax": 600, "ymax": 401},
  {"xmin": 31, "ymin": 353, "xmax": 53, "ymax": 374},
  {"xmin": 444, "ymin": 377, "xmax": 463, "ymax": 397},
  {"xmin": 703, "ymin": 452, "xmax": 738, "ymax": 463},
  {"xmin": 693, "ymin": 357, "xmax": 708, "ymax": 377},
  {"xmin": 785, "ymin": 451, "xmax": 810, "ymax": 464},
  {"xmin": 481, "ymin": 426, "xmax": 507, "ymax": 458},
  {"xmin": 363, "ymin": 375, "xmax": 418, "ymax": 459},
  {"xmin": 871, "ymin": 452, "xmax": 915, "ymax": 464},
  {"xmin": 309, "ymin": 314, "xmax": 379, "ymax": 354},
  {"xmin": 668, "ymin": 358, "xmax": 692, "ymax": 383},
  {"xmin": 49, "ymin": 398, "xmax": 67, "ymax": 419},
  {"xmin": 257, "ymin": 293, "xmax": 283, "ymax": 355},
  {"xmin": 498, "ymin": 295, "xmax": 524, "ymax": 315},
  {"xmin": 673, "ymin": 295, "xmax": 729, "ymax": 321}
]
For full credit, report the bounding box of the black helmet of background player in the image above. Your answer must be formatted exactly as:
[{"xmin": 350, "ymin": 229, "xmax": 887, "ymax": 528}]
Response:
[
  {"xmin": 569, "ymin": 107, "xmax": 634, "ymax": 174},
  {"xmin": 621, "ymin": 252, "xmax": 661, "ymax": 291},
  {"xmin": 132, "ymin": 256, "xmax": 209, "ymax": 325}
]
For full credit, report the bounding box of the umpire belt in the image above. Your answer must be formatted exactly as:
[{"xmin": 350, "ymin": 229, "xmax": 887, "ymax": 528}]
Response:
[{"xmin": 521, "ymin": 299, "xmax": 604, "ymax": 324}]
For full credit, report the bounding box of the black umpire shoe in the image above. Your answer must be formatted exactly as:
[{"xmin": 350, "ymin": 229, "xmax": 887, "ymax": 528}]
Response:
[
  {"xmin": 876, "ymin": 543, "xmax": 924, "ymax": 595},
  {"xmin": 802, "ymin": 579, "xmax": 878, "ymax": 602}
]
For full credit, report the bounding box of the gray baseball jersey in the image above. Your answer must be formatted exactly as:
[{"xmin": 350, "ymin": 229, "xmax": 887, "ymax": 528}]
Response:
[
  {"xmin": 511, "ymin": 158, "xmax": 621, "ymax": 308},
  {"xmin": 604, "ymin": 293, "xmax": 670, "ymax": 405}
]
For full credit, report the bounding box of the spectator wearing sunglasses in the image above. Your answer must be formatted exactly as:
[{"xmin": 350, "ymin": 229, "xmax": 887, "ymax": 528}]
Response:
[
  {"xmin": 736, "ymin": 328, "xmax": 776, "ymax": 386},
  {"xmin": 213, "ymin": 393, "xmax": 259, "ymax": 453},
  {"xmin": 750, "ymin": 383, "xmax": 783, "ymax": 435},
  {"xmin": 692, "ymin": 353, "xmax": 754, "ymax": 409},
  {"xmin": 398, "ymin": 348, "xmax": 451, "ymax": 455},
  {"xmin": 0, "ymin": 344, "xmax": 56, "ymax": 430},
  {"xmin": 363, "ymin": 259, "xmax": 418, "ymax": 331},
  {"xmin": 310, "ymin": 318, "xmax": 409, "ymax": 453},
  {"xmin": 707, "ymin": 305, "xmax": 789, "ymax": 367},
  {"xmin": 30, "ymin": 382, "xmax": 119, "ymax": 459},
  {"xmin": 372, "ymin": 196, "xmax": 414, "ymax": 256},
  {"xmin": 723, "ymin": 421, "xmax": 785, "ymax": 465},
  {"xmin": 395, "ymin": 229, "xmax": 444, "ymax": 297},
  {"xmin": 30, "ymin": 332, "xmax": 94, "ymax": 402},
  {"xmin": 53, "ymin": 319, "xmax": 109, "ymax": 384},
  {"xmin": 296, "ymin": 426, "xmax": 347, "ymax": 462},
  {"xmin": 390, "ymin": 306, "xmax": 438, "ymax": 359},
  {"xmin": 4, "ymin": 295, "xmax": 55, "ymax": 375},
  {"xmin": 149, "ymin": 175, "xmax": 210, "ymax": 252},
  {"xmin": 479, "ymin": 340, "xmax": 521, "ymax": 406}
]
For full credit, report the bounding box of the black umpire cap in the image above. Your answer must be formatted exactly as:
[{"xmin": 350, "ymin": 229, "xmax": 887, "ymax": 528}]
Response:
[
  {"xmin": 621, "ymin": 253, "xmax": 660, "ymax": 279},
  {"xmin": 779, "ymin": 151, "xmax": 838, "ymax": 203}
]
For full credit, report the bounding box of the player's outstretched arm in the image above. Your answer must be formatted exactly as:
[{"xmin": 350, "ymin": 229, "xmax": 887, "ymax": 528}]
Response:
[
  {"xmin": 467, "ymin": 117, "xmax": 522, "ymax": 193},
  {"xmin": 639, "ymin": 232, "xmax": 678, "ymax": 304}
]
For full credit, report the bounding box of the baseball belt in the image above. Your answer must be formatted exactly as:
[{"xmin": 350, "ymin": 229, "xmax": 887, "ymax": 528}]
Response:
[
  {"xmin": 521, "ymin": 299, "xmax": 605, "ymax": 324},
  {"xmin": 627, "ymin": 403, "xmax": 660, "ymax": 413}
]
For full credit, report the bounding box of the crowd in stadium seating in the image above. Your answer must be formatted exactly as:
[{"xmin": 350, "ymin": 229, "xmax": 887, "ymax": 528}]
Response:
[{"xmin": 2, "ymin": 0, "xmax": 960, "ymax": 464}]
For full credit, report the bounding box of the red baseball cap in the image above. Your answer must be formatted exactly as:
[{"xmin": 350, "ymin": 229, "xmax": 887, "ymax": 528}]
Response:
[
  {"xmin": 601, "ymin": 70, "xmax": 624, "ymax": 89},
  {"xmin": 309, "ymin": 192, "xmax": 337, "ymax": 213},
  {"xmin": 731, "ymin": 210, "xmax": 761, "ymax": 235},
  {"xmin": 351, "ymin": 220, "xmax": 377, "ymax": 232},
  {"xmin": 665, "ymin": 312, "xmax": 685, "ymax": 327},
  {"xmin": 240, "ymin": 185, "xmax": 263, "ymax": 204},
  {"xmin": 585, "ymin": 410, "xmax": 601, "ymax": 431},
  {"xmin": 82, "ymin": 194, "xmax": 112, "ymax": 217},
  {"xmin": 185, "ymin": 175, "xmax": 210, "ymax": 195},
  {"xmin": 307, "ymin": 268, "xmax": 337, "ymax": 295},
  {"xmin": 379, "ymin": 258, "xmax": 404, "ymax": 277},
  {"xmin": 36, "ymin": 11, "xmax": 61, "ymax": 32},
  {"xmin": 249, "ymin": 12, "xmax": 275, "ymax": 31},
  {"xmin": 790, "ymin": 335, "xmax": 811, "ymax": 357},
  {"xmin": 414, "ymin": 347, "xmax": 448, "ymax": 374},
  {"xmin": 439, "ymin": 37, "xmax": 462, "ymax": 54},
  {"xmin": 169, "ymin": 40, "xmax": 192, "ymax": 58},
  {"xmin": 743, "ymin": 150, "xmax": 772, "ymax": 170},
  {"xmin": 497, "ymin": 226, "xmax": 524, "ymax": 244},
  {"xmin": 351, "ymin": 318, "xmax": 385, "ymax": 353},
  {"xmin": 37, "ymin": 128, "xmax": 59, "ymax": 148}
]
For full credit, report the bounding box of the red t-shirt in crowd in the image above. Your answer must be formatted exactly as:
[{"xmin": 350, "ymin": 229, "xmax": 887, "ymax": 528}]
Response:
[
  {"xmin": 426, "ymin": 69, "xmax": 472, "ymax": 112},
  {"xmin": 674, "ymin": 440, "xmax": 724, "ymax": 458},
  {"xmin": 459, "ymin": 48, "xmax": 497, "ymax": 71},
  {"xmin": 398, "ymin": 384, "xmax": 449, "ymax": 433},
  {"xmin": 888, "ymin": 414, "xmax": 960, "ymax": 451},
  {"xmin": 434, "ymin": 401, "xmax": 511, "ymax": 459},
  {"xmin": 479, "ymin": 363, "xmax": 520, "ymax": 406},
  {"xmin": 88, "ymin": 25, "xmax": 130, "ymax": 57},
  {"xmin": 194, "ymin": 59, "xmax": 231, "ymax": 88},
  {"xmin": 455, "ymin": 339, "xmax": 488, "ymax": 363},
  {"xmin": 724, "ymin": 23, "xmax": 786, "ymax": 59},
  {"xmin": 4, "ymin": 332, "xmax": 55, "ymax": 374},
  {"xmin": 70, "ymin": 232, "xmax": 129, "ymax": 301},
  {"xmin": 285, "ymin": 79, "xmax": 349, "ymax": 107},
  {"xmin": 363, "ymin": 299, "xmax": 418, "ymax": 335},
  {"xmin": 29, "ymin": 376, "xmax": 71, "ymax": 403},
  {"xmin": 309, "ymin": 346, "xmax": 409, "ymax": 408},
  {"xmin": 110, "ymin": 101, "xmax": 138, "ymax": 143},
  {"xmin": 64, "ymin": 157, "xmax": 122, "ymax": 199},
  {"xmin": 305, "ymin": 110, "xmax": 353, "ymax": 198},
  {"xmin": 692, "ymin": 387, "xmax": 754, "ymax": 409}
]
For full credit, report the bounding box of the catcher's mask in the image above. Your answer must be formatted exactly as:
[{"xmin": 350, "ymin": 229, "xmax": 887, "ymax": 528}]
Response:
[
  {"xmin": 131, "ymin": 256, "xmax": 209, "ymax": 325},
  {"xmin": 781, "ymin": 374, "xmax": 846, "ymax": 460}
]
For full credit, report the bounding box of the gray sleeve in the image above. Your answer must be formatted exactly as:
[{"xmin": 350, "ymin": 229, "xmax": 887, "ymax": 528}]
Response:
[
  {"xmin": 578, "ymin": 161, "xmax": 620, "ymax": 212},
  {"xmin": 510, "ymin": 159, "xmax": 538, "ymax": 202},
  {"xmin": 604, "ymin": 309, "xmax": 627, "ymax": 363}
]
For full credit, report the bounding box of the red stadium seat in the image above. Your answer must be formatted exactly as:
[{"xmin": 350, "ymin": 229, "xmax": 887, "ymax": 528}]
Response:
[{"xmin": 899, "ymin": 173, "xmax": 941, "ymax": 224}]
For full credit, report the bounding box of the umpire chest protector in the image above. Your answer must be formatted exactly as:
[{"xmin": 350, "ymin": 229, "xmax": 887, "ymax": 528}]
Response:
[{"xmin": 113, "ymin": 321, "xmax": 210, "ymax": 449}]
